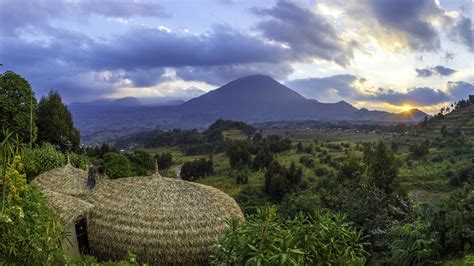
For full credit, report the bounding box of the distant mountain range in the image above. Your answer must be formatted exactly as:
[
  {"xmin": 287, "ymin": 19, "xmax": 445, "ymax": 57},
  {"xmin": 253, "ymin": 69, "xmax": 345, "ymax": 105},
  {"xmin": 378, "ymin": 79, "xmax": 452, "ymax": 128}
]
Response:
[{"xmin": 69, "ymin": 75, "xmax": 429, "ymax": 143}]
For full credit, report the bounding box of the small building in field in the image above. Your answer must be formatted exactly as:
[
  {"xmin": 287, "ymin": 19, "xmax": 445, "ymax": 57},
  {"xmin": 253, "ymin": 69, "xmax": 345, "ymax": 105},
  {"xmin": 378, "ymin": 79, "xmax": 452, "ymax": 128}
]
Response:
[{"xmin": 32, "ymin": 164, "xmax": 244, "ymax": 265}]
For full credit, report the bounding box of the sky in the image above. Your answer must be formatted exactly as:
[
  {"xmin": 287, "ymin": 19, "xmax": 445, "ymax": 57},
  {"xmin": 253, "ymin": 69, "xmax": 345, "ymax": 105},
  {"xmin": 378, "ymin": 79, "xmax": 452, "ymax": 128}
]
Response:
[{"xmin": 0, "ymin": 0, "xmax": 473, "ymax": 114}]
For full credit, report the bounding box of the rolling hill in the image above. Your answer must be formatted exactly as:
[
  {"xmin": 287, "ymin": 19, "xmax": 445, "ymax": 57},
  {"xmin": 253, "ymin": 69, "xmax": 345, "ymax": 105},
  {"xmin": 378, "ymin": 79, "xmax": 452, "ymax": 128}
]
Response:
[{"xmin": 400, "ymin": 99, "xmax": 474, "ymax": 147}]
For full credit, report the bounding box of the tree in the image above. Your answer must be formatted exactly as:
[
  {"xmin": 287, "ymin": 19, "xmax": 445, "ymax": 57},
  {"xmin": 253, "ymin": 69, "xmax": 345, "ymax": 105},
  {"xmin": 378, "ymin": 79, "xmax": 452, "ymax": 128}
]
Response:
[
  {"xmin": 0, "ymin": 71, "xmax": 37, "ymax": 144},
  {"xmin": 128, "ymin": 149, "xmax": 155, "ymax": 176},
  {"xmin": 264, "ymin": 161, "xmax": 289, "ymax": 201},
  {"xmin": 227, "ymin": 144, "xmax": 251, "ymax": 170},
  {"xmin": 180, "ymin": 157, "xmax": 213, "ymax": 181},
  {"xmin": 252, "ymin": 148, "xmax": 273, "ymax": 170},
  {"xmin": 337, "ymin": 151, "xmax": 364, "ymax": 183},
  {"xmin": 103, "ymin": 152, "xmax": 133, "ymax": 179},
  {"xmin": 287, "ymin": 161, "xmax": 302, "ymax": 186},
  {"xmin": 364, "ymin": 141, "xmax": 399, "ymax": 196},
  {"xmin": 37, "ymin": 91, "xmax": 80, "ymax": 151},
  {"xmin": 156, "ymin": 152, "xmax": 173, "ymax": 170}
]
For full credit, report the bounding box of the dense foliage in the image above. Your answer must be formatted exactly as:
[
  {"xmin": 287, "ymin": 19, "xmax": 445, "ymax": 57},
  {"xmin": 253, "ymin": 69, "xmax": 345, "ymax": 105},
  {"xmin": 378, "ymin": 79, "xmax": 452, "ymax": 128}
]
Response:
[
  {"xmin": 103, "ymin": 152, "xmax": 133, "ymax": 179},
  {"xmin": 211, "ymin": 207, "xmax": 368, "ymax": 265},
  {"xmin": 22, "ymin": 143, "xmax": 66, "ymax": 180},
  {"xmin": 0, "ymin": 71, "xmax": 37, "ymax": 143},
  {"xmin": 155, "ymin": 152, "xmax": 173, "ymax": 170},
  {"xmin": 264, "ymin": 161, "xmax": 303, "ymax": 201},
  {"xmin": 1, "ymin": 134, "xmax": 63, "ymax": 264},
  {"xmin": 37, "ymin": 91, "xmax": 80, "ymax": 151},
  {"xmin": 180, "ymin": 157, "xmax": 213, "ymax": 181},
  {"xmin": 127, "ymin": 149, "xmax": 155, "ymax": 176}
]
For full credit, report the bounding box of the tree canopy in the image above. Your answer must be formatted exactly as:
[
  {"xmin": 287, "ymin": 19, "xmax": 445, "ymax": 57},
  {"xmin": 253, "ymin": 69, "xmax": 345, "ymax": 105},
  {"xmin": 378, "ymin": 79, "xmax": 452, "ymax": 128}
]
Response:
[
  {"xmin": 37, "ymin": 91, "xmax": 80, "ymax": 151},
  {"xmin": 0, "ymin": 71, "xmax": 37, "ymax": 143}
]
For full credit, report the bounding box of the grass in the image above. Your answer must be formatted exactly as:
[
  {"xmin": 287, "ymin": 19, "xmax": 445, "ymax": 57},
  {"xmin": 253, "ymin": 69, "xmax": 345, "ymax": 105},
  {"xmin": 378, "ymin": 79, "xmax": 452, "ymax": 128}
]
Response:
[
  {"xmin": 146, "ymin": 134, "xmax": 469, "ymax": 205},
  {"xmin": 442, "ymin": 253, "xmax": 474, "ymax": 265}
]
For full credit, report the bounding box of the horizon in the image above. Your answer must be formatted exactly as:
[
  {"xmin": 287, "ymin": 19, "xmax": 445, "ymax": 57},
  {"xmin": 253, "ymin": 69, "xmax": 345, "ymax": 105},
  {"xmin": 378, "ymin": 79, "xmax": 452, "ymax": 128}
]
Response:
[{"xmin": 1, "ymin": 0, "xmax": 473, "ymax": 114}]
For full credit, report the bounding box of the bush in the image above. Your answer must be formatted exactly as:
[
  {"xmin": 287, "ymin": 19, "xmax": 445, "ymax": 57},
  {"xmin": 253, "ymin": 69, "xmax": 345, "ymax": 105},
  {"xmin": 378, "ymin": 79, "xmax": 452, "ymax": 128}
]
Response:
[
  {"xmin": 1, "ymin": 155, "xmax": 63, "ymax": 264},
  {"xmin": 155, "ymin": 152, "xmax": 173, "ymax": 170},
  {"xmin": 227, "ymin": 144, "xmax": 251, "ymax": 170},
  {"xmin": 279, "ymin": 192, "xmax": 320, "ymax": 218},
  {"xmin": 425, "ymin": 188, "xmax": 474, "ymax": 256},
  {"xmin": 390, "ymin": 220, "xmax": 437, "ymax": 265},
  {"xmin": 299, "ymin": 155, "xmax": 315, "ymax": 168},
  {"xmin": 231, "ymin": 167, "xmax": 250, "ymax": 184},
  {"xmin": 128, "ymin": 149, "xmax": 155, "ymax": 176},
  {"xmin": 103, "ymin": 152, "xmax": 133, "ymax": 179},
  {"xmin": 69, "ymin": 152, "xmax": 89, "ymax": 170},
  {"xmin": 180, "ymin": 157, "xmax": 213, "ymax": 181},
  {"xmin": 234, "ymin": 186, "xmax": 270, "ymax": 215},
  {"xmin": 211, "ymin": 207, "xmax": 368, "ymax": 265},
  {"xmin": 251, "ymin": 148, "xmax": 273, "ymax": 171},
  {"xmin": 22, "ymin": 143, "xmax": 66, "ymax": 179},
  {"xmin": 409, "ymin": 141, "xmax": 429, "ymax": 158}
]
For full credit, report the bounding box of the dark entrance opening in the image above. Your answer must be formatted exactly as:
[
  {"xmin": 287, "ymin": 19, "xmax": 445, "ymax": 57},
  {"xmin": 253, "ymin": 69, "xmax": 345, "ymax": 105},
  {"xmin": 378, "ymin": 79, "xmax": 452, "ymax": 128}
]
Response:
[{"xmin": 75, "ymin": 218, "xmax": 90, "ymax": 255}]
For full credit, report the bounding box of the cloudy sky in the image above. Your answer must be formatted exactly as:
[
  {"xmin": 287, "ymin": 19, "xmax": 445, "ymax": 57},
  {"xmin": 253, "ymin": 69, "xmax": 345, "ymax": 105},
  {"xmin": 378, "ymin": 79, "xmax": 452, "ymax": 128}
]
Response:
[{"xmin": 0, "ymin": 0, "xmax": 473, "ymax": 113}]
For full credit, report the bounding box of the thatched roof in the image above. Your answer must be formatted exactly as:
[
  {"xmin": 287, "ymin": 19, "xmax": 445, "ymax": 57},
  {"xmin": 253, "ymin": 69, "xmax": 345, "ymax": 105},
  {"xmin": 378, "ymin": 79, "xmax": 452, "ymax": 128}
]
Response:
[
  {"xmin": 41, "ymin": 189, "xmax": 93, "ymax": 227},
  {"xmin": 87, "ymin": 175, "xmax": 244, "ymax": 265},
  {"xmin": 32, "ymin": 166, "xmax": 244, "ymax": 265},
  {"xmin": 32, "ymin": 164, "xmax": 90, "ymax": 198}
]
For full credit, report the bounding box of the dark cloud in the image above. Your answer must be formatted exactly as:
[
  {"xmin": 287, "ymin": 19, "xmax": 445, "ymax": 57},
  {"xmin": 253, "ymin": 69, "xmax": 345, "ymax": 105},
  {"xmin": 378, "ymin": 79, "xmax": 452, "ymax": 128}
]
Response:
[
  {"xmin": 285, "ymin": 75, "xmax": 360, "ymax": 101},
  {"xmin": 253, "ymin": 1, "xmax": 356, "ymax": 66},
  {"xmin": 416, "ymin": 65, "xmax": 457, "ymax": 77},
  {"xmin": 87, "ymin": 25, "xmax": 289, "ymax": 70},
  {"xmin": 415, "ymin": 68, "xmax": 434, "ymax": 77},
  {"xmin": 450, "ymin": 16, "xmax": 473, "ymax": 51},
  {"xmin": 371, "ymin": 87, "xmax": 451, "ymax": 106},
  {"xmin": 447, "ymin": 81, "xmax": 474, "ymax": 100},
  {"xmin": 0, "ymin": 0, "xmax": 167, "ymax": 36},
  {"xmin": 124, "ymin": 68, "xmax": 167, "ymax": 87},
  {"xmin": 176, "ymin": 63, "xmax": 294, "ymax": 85}
]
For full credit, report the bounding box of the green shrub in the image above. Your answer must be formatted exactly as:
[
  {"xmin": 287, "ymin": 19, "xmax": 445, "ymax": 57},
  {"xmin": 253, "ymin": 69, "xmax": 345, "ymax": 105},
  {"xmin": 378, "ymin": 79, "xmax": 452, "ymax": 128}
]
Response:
[
  {"xmin": 390, "ymin": 220, "xmax": 437, "ymax": 265},
  {"xmin": 180, "ymin": 157, "xmax": 213, "ymax": 181},
  {"xmin": 426, "ymin": 188, "xmax": 474, "ymax": 256},
  {"xmin": 231, "ymin": 166, "xmax": 250, "ymax": 184},
  {"xmin": 103, "ymin": 152, "xmax": 133, "ymax": 179},
  {"xmin": 211, "ymin": 207, "xmax": 368, "ymax": 265},
  {"xmin": 1, "ymin": 155, "xmax": 63, "ymax": 264},
  {"xmin": 279, "ymin": 192, "xmax": 320, "ymax": 218},
  {"xmin": 155, "ymin": 152, "xmax": 173, "ymax": 170},
  {"xmin": 128, "ymin": 149, "xmax": 155, "ymax": 176},
  {"xmin": 234, "ymin": 186, "xmax": 270, "ymax": 215},
  {"xmin": 69, "ymin": 152, "xmax": 90, "ymax": 170},
  {"xmin": 22, "ymin": 143, "xmax": 66, "ymax": 179}
]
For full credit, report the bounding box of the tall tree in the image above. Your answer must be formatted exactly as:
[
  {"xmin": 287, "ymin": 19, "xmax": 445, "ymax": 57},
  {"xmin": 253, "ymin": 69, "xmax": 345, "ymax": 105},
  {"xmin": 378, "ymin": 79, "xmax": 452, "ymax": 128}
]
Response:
[
  {"xmin": 0, "ymin": 71, "xmax": 37, "ymax": 144},
  {"xmin": 37, "ymin": 91, "xmax": 80, "ymax": 151},
  {"xmin": 363, "ymin": 141, "xmax": 399, "ymax": 196}
]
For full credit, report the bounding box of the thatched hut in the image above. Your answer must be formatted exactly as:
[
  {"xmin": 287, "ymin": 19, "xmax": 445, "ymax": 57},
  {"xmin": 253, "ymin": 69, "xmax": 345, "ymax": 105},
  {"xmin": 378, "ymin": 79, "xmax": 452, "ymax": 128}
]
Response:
[{"xmin": 32, "ymin": 165, "xmax": 244, "ymax": 265}]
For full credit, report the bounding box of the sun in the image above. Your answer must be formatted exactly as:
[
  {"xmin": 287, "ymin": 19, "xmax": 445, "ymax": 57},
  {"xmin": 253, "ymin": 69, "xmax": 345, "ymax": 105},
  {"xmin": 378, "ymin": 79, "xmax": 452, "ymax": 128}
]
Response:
[{"xmin": 400, "ymin": 105, "xmax": 414, "ymax": 112}]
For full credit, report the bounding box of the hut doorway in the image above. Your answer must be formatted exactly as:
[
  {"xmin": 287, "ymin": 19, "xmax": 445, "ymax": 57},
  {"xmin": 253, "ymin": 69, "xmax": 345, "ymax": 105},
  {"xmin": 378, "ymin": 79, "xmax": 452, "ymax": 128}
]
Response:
[{"xmin": 75, "ymin": 218, "xmax": 90, "ymax": 255}]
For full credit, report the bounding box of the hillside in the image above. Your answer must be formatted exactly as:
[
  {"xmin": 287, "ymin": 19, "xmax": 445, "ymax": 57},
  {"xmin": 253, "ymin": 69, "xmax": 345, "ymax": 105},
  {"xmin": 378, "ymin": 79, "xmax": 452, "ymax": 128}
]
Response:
[{"xmin": 400, "ymin": 100, "xmax": 474, "ymax": 146}]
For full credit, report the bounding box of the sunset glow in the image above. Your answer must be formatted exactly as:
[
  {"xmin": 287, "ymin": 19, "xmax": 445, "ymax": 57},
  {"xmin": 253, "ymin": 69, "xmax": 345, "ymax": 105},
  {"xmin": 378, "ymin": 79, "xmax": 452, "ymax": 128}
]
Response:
[{"xmin": 400, "ymin": 105, "xmax": 415, "ymax": 112}]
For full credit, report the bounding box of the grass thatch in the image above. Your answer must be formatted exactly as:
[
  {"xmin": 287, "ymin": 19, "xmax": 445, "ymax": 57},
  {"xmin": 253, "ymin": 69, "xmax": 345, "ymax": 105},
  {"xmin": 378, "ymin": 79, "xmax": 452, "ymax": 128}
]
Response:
[
  {"xmin": 32, "ymin": 164, "xmax": 90, "ymax": 198},
  {"xmin": 87, "ymin": 175, "xmax": 244, "ymax": 265},
  {"xmin": 41, "ymin": 189, "xmax": 93, "ymax": 227},
  {"xmin": 32, "ymin": 166, "xmax": 244, "ymax": 265}
]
